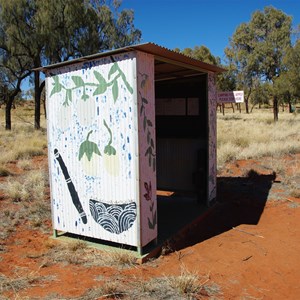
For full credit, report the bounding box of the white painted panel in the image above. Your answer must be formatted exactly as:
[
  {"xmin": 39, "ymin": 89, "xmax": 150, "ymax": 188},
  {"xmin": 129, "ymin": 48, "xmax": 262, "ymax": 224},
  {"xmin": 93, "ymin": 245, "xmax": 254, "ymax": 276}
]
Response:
[{"xmin": 46, "ymin": 52, "xmax": 138, "ymax": 246}]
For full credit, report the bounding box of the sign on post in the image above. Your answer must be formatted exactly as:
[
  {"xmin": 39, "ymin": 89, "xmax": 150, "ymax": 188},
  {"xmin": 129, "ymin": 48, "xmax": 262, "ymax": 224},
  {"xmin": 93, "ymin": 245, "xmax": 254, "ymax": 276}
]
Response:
[{"xmin": 217, "ymin": 91, "xmax": 244, "ymax": 103}]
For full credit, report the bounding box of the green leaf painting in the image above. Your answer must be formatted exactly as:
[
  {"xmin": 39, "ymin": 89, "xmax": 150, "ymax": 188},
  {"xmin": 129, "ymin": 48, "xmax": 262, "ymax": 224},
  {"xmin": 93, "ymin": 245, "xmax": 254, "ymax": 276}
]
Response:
[
  {"xmin": 112, "ymin": 80, "xmax": 119, "ymax": 103},
  {"xmin": 50, "ymin": 61, "xmax": 133, "ymax": 106},
  {"xmin": 139, "ymin": 87, "xmax": 156, "ymax": 171},
  {"xmin": 72, "ymin": 76, "xmax": 85, "ymax": 87},
  {"xmin": 108, "ymin": 63, "xmax": 118, "ymax": 80},
  {"xmin": 50, "ymin": 76, "xmax": 62, "ymax": 97},
  {"xmin": 78, "ymin": 130, "xmax": 101, "ymax": 161},
  {"xmin": 93, "ymin": 71, "xmax": 108, "ymax": 95}
]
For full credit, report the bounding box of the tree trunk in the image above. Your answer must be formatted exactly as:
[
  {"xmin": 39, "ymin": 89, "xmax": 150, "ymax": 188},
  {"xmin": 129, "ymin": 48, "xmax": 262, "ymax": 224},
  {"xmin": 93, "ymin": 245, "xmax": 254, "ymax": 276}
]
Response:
[
  {"xmin": 34, "ymin": 70, "xmax": 41, "ymax": 129},
  {"xmin": 245, "ymin": 87, "xmax": 251, "ymax": 114},
  {"xmin": 288, "ymin": 94, "xmax": 293, "ymax": 113},
  {"xmin": 5, "ymin": 95, "xmax": 13, "ymax": 130},
  {"xmin": 5, "ymin": 83, "xmax": 21, "ymax": 130},
  {"xmin": 273, "ymin": 95, "xmax": 279, "ymax": 122},
  {"xmin": 40, "ymin": 80, "xmax": 46, "ymax": 119},
  {"xmin": 245, "ymin": 99, "xmax": 249, "ymax": 114}
]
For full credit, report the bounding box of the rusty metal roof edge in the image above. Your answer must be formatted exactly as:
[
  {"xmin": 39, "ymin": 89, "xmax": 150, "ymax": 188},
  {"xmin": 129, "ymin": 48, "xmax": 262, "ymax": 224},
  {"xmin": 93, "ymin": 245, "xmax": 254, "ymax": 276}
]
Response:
[{"xmin": 34, "ymin": 42, "xmax": 226, "ymax": 73}]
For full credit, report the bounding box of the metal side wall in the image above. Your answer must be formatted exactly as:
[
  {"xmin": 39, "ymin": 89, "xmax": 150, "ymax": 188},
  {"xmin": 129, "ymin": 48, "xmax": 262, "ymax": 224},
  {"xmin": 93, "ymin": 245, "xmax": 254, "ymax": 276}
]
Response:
[
  {"xmin": 46, "ymin": 52, "xmax": 139, "ymax": 246},
  {"xmin": 136, "ymin": 52, "xmax": 158, "ymax": 247}
]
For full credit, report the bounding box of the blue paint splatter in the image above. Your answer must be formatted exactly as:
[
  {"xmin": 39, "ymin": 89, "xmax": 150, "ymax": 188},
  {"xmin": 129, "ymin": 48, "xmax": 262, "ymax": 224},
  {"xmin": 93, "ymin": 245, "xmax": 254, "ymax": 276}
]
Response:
[
  {"xmin": 122, "ymin": 144, "xmax": 125, "ymax": 150},
  {"xmin": 97, "ymin": 107, "xmax": 99, "ymax": 116},
  {"xmin": 128, "ymin": 153, "xmax": 132, "ymax": 161},
  {"xmin": 127, "ymin": 137, "xmax": 130, "ymax": 143},
  {"xmin": 129, "ymin": 107, "xmax": 132, "ymax": 112},
  {"xmin": 58, "ymin": 216, "xmax": 60, "ymax": 224},
  {"xmin": 75, "ymin": 221, "xmax": 78, "ymax": 227}
]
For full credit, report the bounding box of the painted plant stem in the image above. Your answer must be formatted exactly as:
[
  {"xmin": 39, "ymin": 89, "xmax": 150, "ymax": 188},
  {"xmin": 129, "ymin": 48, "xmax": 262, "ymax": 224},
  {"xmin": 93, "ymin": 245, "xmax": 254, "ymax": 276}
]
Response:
[
  {"xmin": 103, "ymin": 119, "xmax": 116, "ymax": 155},
  {"xmin": 54, "ymin": 149, "xmax": 87, "ymax": 224}
]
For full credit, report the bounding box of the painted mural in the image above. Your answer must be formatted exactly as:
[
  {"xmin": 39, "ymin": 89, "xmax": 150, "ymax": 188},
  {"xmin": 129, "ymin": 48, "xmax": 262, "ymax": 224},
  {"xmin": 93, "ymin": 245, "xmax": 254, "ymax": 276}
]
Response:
[
  {"xmin": 208, "ymin": 73, "xmax": 217, "ymax": 204},
  {"xmin": 47, "ymin": 52, "xmax": 140, "ymax": 246},
  {"xmin": 137, "ymin": 52, "xmax": 157, "ymax": 247}
]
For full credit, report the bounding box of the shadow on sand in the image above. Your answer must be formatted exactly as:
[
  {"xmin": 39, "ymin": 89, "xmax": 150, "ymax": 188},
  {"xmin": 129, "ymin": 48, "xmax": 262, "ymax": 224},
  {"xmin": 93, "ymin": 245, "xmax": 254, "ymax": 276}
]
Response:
[{"xmin": 161, "ymin": 170, "xmax": 276, "ymax": 252}]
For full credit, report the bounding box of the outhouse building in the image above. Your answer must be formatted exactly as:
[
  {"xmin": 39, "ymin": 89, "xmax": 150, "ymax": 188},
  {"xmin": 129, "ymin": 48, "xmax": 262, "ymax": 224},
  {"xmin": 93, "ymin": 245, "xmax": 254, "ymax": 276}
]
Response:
[{"xmin": 42, "ymin": 43, "xmax": 224, "ymax": 254}]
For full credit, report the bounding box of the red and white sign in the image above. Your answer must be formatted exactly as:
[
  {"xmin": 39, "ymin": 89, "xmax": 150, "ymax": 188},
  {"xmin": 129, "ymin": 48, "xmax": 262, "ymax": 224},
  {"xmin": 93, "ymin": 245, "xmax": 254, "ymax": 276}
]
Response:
[{"xmin": 217, "ymin": 91, "xmax": 244, "ymax": 103}]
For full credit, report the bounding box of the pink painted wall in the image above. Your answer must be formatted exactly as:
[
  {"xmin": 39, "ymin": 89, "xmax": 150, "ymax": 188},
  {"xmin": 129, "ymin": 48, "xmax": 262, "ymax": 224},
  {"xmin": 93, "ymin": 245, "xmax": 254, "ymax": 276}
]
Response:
[
  {"xmin": 208, "ymin": 73, "xmax": 217, "ymax": 204},
  {"xmin": 136, "ymin": 52, "xmax": 158, "ymax": 247}
]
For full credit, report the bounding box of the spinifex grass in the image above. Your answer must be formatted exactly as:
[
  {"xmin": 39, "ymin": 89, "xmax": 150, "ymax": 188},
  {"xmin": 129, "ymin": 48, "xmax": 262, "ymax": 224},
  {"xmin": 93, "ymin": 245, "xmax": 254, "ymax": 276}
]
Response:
[{"xmin": 217, "ymin": 109, "xmax": 300, "ymax": 169}]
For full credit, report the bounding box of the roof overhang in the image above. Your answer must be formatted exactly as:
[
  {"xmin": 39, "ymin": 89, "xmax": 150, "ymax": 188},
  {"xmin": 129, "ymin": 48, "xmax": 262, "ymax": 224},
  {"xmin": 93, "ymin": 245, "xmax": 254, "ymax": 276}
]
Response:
[{"xmin": 36, "ymin": 42, "xmax": 226, "ymax": 80}]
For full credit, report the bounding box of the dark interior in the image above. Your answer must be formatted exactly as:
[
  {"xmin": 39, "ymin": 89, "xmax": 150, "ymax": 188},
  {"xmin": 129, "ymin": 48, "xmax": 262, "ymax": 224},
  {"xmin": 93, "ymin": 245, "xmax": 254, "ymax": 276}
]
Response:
[{"xmin": 154, "ymin": 61, "xmax": 208, "ymax": 203}]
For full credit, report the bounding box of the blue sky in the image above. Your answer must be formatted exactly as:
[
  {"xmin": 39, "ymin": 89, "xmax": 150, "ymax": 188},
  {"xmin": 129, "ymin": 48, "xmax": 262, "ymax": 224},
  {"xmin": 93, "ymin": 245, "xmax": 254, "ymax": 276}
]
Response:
[{"xmin": 121, "ymin": 0, "xmax": 300, "ymax": 62}]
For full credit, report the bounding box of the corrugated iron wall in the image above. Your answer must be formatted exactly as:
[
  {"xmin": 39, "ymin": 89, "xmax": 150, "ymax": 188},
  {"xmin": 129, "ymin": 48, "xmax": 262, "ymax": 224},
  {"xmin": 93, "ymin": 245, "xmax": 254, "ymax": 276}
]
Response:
[
  {"xmin": 156, "ymin": 139, "xmax": 206, "ymax": 191},
  {"xmin": 136, "ymin": 51, "xmax": 158, "ymax": 247},
  {"xmin": 46, "ymin": 52, "xmax": 140, "ymax": 246}
]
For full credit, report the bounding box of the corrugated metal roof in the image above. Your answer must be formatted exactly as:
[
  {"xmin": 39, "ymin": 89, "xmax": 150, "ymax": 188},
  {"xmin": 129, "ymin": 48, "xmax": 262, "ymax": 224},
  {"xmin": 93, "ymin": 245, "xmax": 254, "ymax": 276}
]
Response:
[{"xmin": 37, "ymin": 42, "xmax": 225, "ymax": 74}]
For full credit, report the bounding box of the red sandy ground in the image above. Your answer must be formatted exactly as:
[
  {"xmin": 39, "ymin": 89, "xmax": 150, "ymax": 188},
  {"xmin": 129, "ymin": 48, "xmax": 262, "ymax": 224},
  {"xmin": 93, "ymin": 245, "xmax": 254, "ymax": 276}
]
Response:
[{"xmin": 1, "ymin": 154, "xmax": 300, "ymax": 299}]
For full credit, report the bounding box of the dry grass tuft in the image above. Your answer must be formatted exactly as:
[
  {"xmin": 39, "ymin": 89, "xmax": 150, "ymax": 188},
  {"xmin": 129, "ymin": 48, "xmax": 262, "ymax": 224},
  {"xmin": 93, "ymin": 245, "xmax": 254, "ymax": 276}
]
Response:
[
  {"xmin": 0, "ymin": 166, "xmax": 11, "ymax": 177},
  {"xmin": 0, "ymin": 270, "xmax": 55, "ymax": 295},
  {"xmin": 0, "ymin": 105, "xmax": 47, "ymax": 166},
  {"xmin": 79, "ymin": 282, "xmax": 126, "ymax": 300},
  {"xmin": 100, "ymin": 249, "xmax": 137, "ymax": 268},
  {"xmin": 17, "ymin": 159, "xmax": 33, "ymax": 171},
  {"xmin": 166, "ymin": 267, "xmax": 207, "ymax": 297},
  {"xmin": 0, "ymin": 168, "xmax": 50, "ymax": 237},
  {"xmin": 125, "ymin": 267, "xmax": 220, "ymax": 300},
  {"xmin": 42, "ymin": 241, "xmax": 137, "ymax": 269},
  {"xmin": 1, "ymin": 169, "xmax": 47, "ymax": 202}
]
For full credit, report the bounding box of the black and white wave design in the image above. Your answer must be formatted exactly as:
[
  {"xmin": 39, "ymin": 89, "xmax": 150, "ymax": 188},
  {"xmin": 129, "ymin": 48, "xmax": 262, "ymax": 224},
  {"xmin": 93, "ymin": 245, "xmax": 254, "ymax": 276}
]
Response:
[{"xmin": 89, "ymin": 200, "xmax": 137, "ymax": 234}]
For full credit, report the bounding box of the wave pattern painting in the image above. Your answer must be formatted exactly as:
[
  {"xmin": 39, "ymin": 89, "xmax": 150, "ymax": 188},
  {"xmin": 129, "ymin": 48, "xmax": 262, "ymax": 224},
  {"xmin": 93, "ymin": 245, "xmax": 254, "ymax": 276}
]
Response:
[{"xmin": 89, "ymin": 200, "xmax": 137, "ymax": 234}]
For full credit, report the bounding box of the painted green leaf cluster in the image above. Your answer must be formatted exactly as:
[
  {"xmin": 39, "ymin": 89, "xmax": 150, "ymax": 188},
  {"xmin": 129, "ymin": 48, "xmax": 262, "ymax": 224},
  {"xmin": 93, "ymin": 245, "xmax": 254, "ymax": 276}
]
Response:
[
  {"xmin": 140, "ymin": 93, "xmax": 156, "ymax": 172},
  {"xmin": 78, "ymin": 130, "xmax": 101, "ymax": 161},
  {"xmin": 50, "ymin": 76, "xmax": 63, "ymax": 97},
  {"xmin": 49, "ymin": 61, "xmax": 133, "ymax": 106},
  {"xmin": 93, "ymin": 71, "xmax": 107, "ymax": 95}
]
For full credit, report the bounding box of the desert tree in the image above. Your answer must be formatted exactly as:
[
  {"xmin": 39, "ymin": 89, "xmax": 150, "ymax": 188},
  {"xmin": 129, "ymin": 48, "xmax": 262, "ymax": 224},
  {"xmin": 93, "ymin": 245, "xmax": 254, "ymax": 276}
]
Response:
[
  {"xmin": 0, "ymin": 53, "xmax": 31, "ymax": 129},
  {"xmin": 0, "ymin": 8, "xmax": 32, "ymax": 130},
  {"xmin": 175, "ymin": 44, "xmax": 236, "ymax": 93},
  {"xmin": 226, "ymin": 6, "xmax": 292, "ymax": 120},
  {"xmin": 0, "ymin": 0, "xmax": 141, "ymax": 130},
  {"xmin": 180, "ymin": 45, "xmax": 220, "ymax": 65},
  {"xmin": 278, "ymin": 39, "xmax": 300, "ymax": 111}
]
